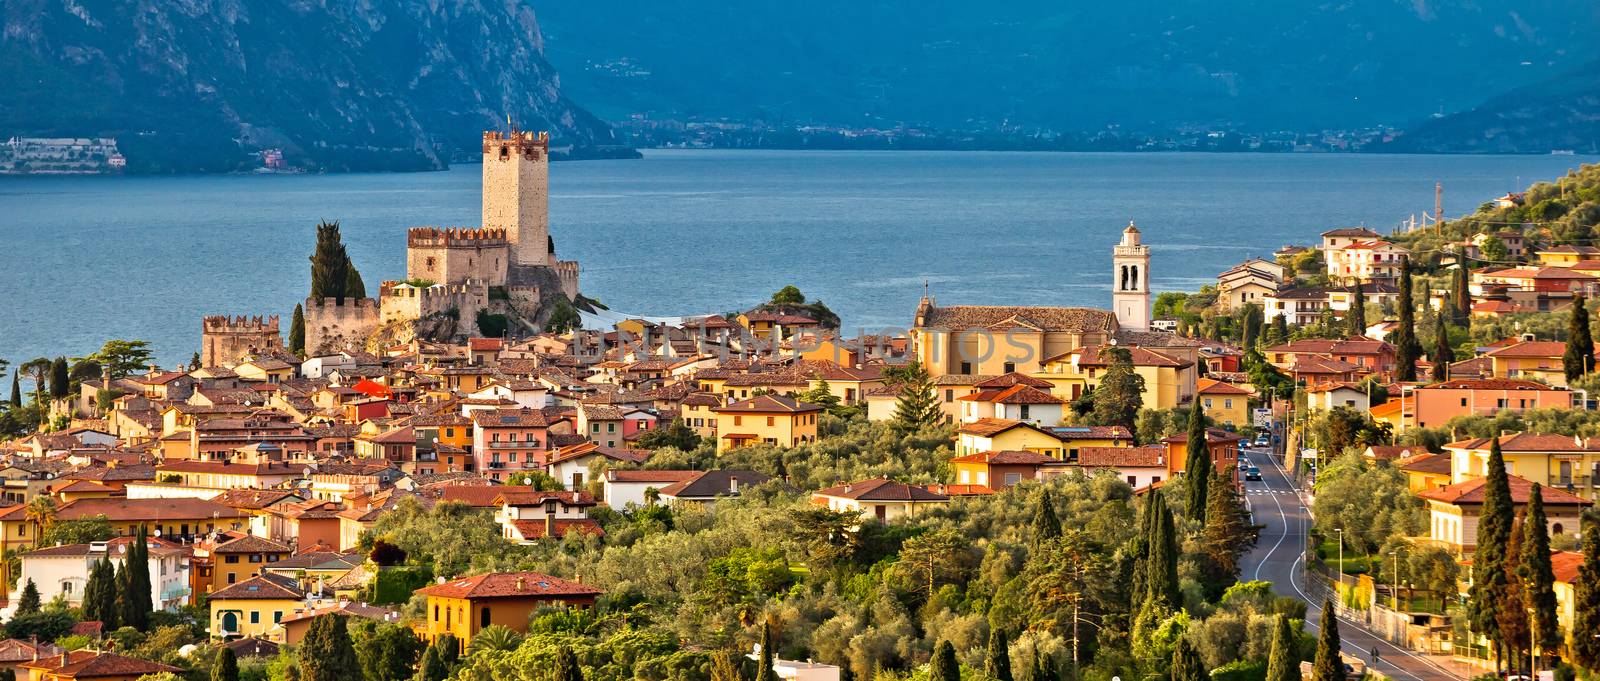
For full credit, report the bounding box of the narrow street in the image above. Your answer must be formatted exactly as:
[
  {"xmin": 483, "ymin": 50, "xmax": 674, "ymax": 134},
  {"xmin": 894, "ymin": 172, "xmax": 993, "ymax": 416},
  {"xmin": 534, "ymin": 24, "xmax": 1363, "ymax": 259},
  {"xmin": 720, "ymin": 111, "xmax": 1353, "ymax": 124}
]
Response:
[{"xmin": 1235, "ymin": 445, "xmax": 1467, "ymax": 681}]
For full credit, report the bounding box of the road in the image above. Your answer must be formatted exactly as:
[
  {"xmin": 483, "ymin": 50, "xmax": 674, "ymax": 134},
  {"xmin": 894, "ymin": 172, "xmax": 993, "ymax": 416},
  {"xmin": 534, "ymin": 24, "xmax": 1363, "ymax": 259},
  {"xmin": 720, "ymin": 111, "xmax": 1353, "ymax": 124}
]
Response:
[{"xmin": 1236, "ymin": 445, "xmax": 1465, "ymax": 681}]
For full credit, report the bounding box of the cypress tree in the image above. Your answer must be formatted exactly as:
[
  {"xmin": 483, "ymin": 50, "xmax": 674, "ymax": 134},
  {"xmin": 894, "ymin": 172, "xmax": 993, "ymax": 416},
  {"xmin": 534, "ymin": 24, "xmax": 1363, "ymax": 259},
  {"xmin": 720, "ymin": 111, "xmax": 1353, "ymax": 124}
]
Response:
[
  {"xmin": 554, "ymin": 646, "xmax": 585, "ymax": 681},
  {"xmin": 112, "ymin": 559, "xmax": 131, "ymax": 630},
  {"xmin": 436, "ymin": 634, "xmax": 460, "ymax": 667},
  {"xmin": 1272, "ymin": 315, "xmax": 1290, "ymax": 345},
  {"xmin": 190, "ymin": 351, "xmax": 202, "ymax": 370},
  {"xmin": 289, "ymin": 303, "xmax": 307, "ymax": 356},
  {"xmin": 1171, "ymin": 638, "xmax": 1205, "ymax": 681},
  {"xmin": 9, "ymin": 373, "xmax": 20, "ymax": 407},
  {"xmin": 987, "ymin": 629, "xmax": 1014, "ymax": 681},
  {"xmin": 1313, "ymin": 600, "xmax": 1344, "ymax": 681},
  {"xmin": 48, "ymin": 357, "xmax": 69, "ymax": 399},
  {"xmin": 1346, "ymin": 285, "xmax": 1367, "ymax": 337},
  {"xmin": 930, "ymin": 640, "xmax": 960, "ymax": 681},
  {"xmin": 755, "ymin": 622, "xmax": 776, "ymax": 681},
  {"xmin": 213, "ymin": 646, "xmax": 240, "ymax": 681},
  {"xmin": 300, "ymin": 614, "xmax": 359, "ymax": 681},
  {"xmin": 1129, "ymin": 493, "xmax": 1160, "ymax": 603},
  {"xmin": 1453, "ymin": 264, "xmax": 1472, "ymax": 326},
  {"xmin": 1032, "ymin": 488, "xmax": 1061, "ymax": 546},
  {"xmin": 1145, "ymin": 496, "xmax": 1181, "ymax": 611},
  {"xmin": 1432, "ymin": 319, "xmax": 1455, "ymax": 382},
  {"xmin": 124, "ymin": 525, "xmax": 152, "ymax": 630},
  {"xmin": 1565, "ymin": 295, "xmax": 1595, "ymax": 382},
  {"xmin": 414, "ymin": 645, "xmax": 446, "ymax": 681},
  {"xmin": 1266, "ymin": 614, "xmax": 1298, "ymax": 681},
  {"xmin": 309, "ymin": 220, "xmax": 365, "ymax": 304},
  {"xmin": 16, "ymin": 578, "xmax": 40, "ymax": 614},
  {"xmin": 1572, "ymin": 511, "xmax": 1600, "ymax": 670},
  {"xmin": 1031, "ymin": 647, "xmax": 1055, "ymax": 681},
  {"xmin": 346, "ymin": 267, "xmax": 367, "ymax": 301},
  {"xmin": 1394, "ymin": 263, "xmax": 1421, "ymax": 382},
  {"xmin": 1518, "ymin": 485, "xmax": 1559, "ymax": 664},
  {"xmin": 83, "ymin": 557, "xmax": 119, "ymax": 628},
  {"xmin": 1185, "ymin": 402, "xmax": 1211, "ymax": 523},
  {"xmin": 1470, "ymin": 435, "xmax": 1516, "ymax": 668}
]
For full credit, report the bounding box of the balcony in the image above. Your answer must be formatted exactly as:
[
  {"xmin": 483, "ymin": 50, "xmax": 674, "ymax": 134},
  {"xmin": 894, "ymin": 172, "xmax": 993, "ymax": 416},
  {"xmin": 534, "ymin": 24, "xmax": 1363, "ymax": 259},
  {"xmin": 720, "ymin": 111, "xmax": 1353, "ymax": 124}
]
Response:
[
  {"xmin": 489, "ymin": 441, "xmax": 540, "ymax": 449},
  {"xmin": 1548, "ymin": 475, "xmax": 1592, "ymax": 489}
]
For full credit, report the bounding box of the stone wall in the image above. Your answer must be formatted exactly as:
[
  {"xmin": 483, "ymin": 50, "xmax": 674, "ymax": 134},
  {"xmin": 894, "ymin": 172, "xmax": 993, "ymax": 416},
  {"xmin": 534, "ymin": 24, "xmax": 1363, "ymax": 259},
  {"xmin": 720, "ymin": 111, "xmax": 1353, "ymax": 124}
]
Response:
[
  {"xmin": 201, "ymin": 315, "xmax": 282, "ymax": 367},
  {"xmin": 379, "ymin": 281, "xmax": 488, "ymax": 328},
  {"xmin": 303, "ymin": 298, "xmax": 380, "ymax": 355},
  {"xmin": 406, "ymin": 227, "xmax": 509, "ymax": 287}
]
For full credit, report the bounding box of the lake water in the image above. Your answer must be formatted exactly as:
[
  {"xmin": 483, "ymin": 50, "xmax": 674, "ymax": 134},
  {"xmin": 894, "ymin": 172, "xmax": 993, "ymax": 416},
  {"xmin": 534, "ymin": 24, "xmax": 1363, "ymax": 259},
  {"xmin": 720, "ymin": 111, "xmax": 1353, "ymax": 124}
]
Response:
[{"xmin": 1, "ymin": 149, "xmax": 1593, "ymax": 367}]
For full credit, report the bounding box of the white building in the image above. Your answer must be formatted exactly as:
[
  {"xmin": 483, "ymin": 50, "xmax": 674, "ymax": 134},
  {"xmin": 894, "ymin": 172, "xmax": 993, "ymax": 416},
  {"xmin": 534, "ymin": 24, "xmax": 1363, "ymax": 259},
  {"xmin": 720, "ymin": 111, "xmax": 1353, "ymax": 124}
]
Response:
[
  {"xmin": 492, "ymin": 489, "xmax": 603, "ymax": 543},
  {"xmin": 750, "ymin": 645, "xmax": 842, "ymax": 681},
  {"xmin": 14, "ymin": 537, "xmax": 190, "ymax": 612},
  {"xmin": 601, "ymin": 469, "xmax": 701, "ymax": 509},
  {"xmin": 1112, "ymin": 222, "xmax": 1152, "ymax": 331}
]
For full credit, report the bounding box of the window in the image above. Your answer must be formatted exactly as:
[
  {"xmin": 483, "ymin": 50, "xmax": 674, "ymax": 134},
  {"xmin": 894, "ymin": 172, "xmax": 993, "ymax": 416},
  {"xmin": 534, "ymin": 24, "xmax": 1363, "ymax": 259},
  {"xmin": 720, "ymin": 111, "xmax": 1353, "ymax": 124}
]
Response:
[
  {"xmin": 1003, "ymin": 362, "xmax": 1015, "ymax": 373},
  {"xmin": 227, "ymin": 573, "xmax": 237, "ymax": 584},
  {"xmin": 250, "ymin": 611, "xmax": 260, "ymax": 624},
  {"xmin": 481, "ymin": 607, "xmax": 492, "ymax": 627},
  {"xmin": 608, "ymin": 423, "xmax": 615, "ymax": 433},
  {"xmin": 1224, "ymin": 399, "xmax": 1233, "ymax": 409},
  {"xmin": 249, "ymin": 554, "xmax": 262, "ymax": 563},
  {"xmin": 766, "ymin": 416, "xmax": 775, "ymax": 427},
  {"xmin": 275, "ymin": 611, "xmax": 284, "ymax": 623},
  {"xmin": 225, "ymin": 555, "xmax": 240, "ymax": 564},
  {"xmin": 960, "ymin": 362, "xmax": 972, "ymax": 374},
  {"xmin": 734, "ymin": 416, "xmax": 742, "ymax": 426},
  {"xmin": 945, "ymin": 389, "xmax": 954, "ymax": 402},
  {"xmin": 1203, "ymin": 398, "xmax": 1212, "ymax": 408},
  {"xmin": 1004, "ymin": 473, "xmax": 1022, "ymax": 486},
  {"xmin": 1020, "ymin": 405, "xmax": 1030, "ymax": 420}
]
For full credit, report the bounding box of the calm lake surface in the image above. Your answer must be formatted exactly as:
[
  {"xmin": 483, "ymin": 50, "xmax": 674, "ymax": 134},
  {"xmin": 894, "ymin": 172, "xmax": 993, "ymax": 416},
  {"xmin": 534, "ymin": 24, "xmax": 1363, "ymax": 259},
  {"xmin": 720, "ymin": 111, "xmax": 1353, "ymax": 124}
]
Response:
[{"xmin": 2, "ymin": 149, "xmax": 1594, "ymax": 366}]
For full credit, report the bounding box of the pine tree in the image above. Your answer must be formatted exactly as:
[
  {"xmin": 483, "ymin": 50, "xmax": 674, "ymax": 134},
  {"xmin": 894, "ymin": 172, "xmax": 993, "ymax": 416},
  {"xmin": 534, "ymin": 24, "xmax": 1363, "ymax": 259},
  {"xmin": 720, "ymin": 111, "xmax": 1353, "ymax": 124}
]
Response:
[
  {"xmin": 1185, "ymin": 402, "xmax": 1211, "ymax": 523},
  {"xmin": 1470, "ymin": 435, "xmax": 1516, "ymax": 668},
  {"xmin": 1266, "ymin": 614, "xmax": 1298, "ymax": 681},
  {"xmin": 1572, "ymin": 511, "xmax": 1600, "ymax": 670},
  {"xmin": 1394, "ymin": 263, "xmax": 1421, "ymax": 382},
  {"xmin": 289, "ymin": 303, "xmax": 307, "ymax": 357},
  {"xmin": 890, "ymin": 361, "xmax": 939, "ymax": 433},
  {"xmin": 1313, "ymin": 600, "xmax": 1344, "ymax": 681},
  {"xmin": 1432, "ymin": 319, "xmax": 1455, "ymax": 382},
  {"xmin": 987, "ymin": 629, "xmax": 1014, "ymax": 681},
  {"xmin": 755, "ymin": 622, "xmax": 776, "ymax": 681},
  {"xmin": 1565, "ymin": 295, "xmax": 1595, "ymax": 382},
  {"xmin": 1171, "ymin": 638, "xmax": 1205, "ymax": 681},
  {"xmin": 300, "ymin": 614, "xmax": 360, "ymax": 681},
  {"xmin": 1518, "ymin": 485, "xmax": 1560, "ymax": 665},
  {"xmin": 124, "ymin": 524, "xmax": 152, "ymax": 630},
  {"xmin": 48, "ymin": 357, "xmax": 69, "ymax": 399},
  {"xmin": 554, "ymin": 646, "xmax": 585, "ymax": 681},
  {"xmin": 1201, "ymin": 466, "xmax": 1255, "ymax": 596},
  {"xmin": 1032, "ymin": 488, "xmax": 1061, "ymax": 546},
  {"xmin": 930, "ymin": 640, "xmax": 960, "ymax": 681},
  {"xmin": 16, "ymin": 578, "xmax": 40, "ymax": 615},
  {"xmin": 212, "ymin": 646, "xmax": 240, "ymax": 681},
  {"xmin": 1347, "ymin": 285, "xmax": 1367, "ymax": 337},
  {"xmin": 1092, "ymin": 348, "xmax": 1145, "ymax": 435}
]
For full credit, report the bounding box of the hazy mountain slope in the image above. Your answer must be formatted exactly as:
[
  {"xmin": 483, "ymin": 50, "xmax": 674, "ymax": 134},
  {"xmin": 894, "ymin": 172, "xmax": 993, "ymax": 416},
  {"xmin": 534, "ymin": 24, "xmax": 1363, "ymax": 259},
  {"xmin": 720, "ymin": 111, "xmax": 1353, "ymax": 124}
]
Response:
[
  {"xmin": 532, "ymin": 0, "xmax": 1600, "ymax": 132},
  {"xmin": 0, "ymin": 0, "xmax": 626, "ymax": 172},
  {"xmin": 1385, "ymin": 59, "xmax": 1600, "ymax": 153}
]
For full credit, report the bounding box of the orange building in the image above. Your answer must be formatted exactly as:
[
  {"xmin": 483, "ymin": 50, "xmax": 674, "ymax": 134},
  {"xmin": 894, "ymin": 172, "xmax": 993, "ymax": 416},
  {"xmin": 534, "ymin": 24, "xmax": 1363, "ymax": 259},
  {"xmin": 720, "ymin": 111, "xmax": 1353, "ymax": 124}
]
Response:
[
  {"xmin": 416, "ymin": 572, "xmax": 601, "ymax": 644},
  {"xmin": 1407, "ymin": 379, "xmax": 1573, "ymax": 430}
]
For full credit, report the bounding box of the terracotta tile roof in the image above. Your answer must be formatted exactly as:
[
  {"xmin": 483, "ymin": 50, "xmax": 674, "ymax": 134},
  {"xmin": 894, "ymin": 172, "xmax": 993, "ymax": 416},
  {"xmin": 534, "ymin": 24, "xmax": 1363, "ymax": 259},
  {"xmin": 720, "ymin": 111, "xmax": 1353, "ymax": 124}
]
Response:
[
  {"xmin": 546, "ymin": 442, "xmax": 650, "ymax": 466},
  {"xmin": 1483, "ymin": 341, "xmax": 1567, "ymax": 359},
  {"xmin": 917, "ymin": 305, "xmax": 1117, "ymax": 333},
  {"xmin": 1078, "ymin": 445, "xmax": 1166, "ymax": 468},
  {"xmin": 20, "ymin": 651, "xmax": 182, "ymax": 679},
  {"xmin": 494, "ymin": 489, "xmax": 597, "ymax": 507},
  {"xmin": 971, "ymin": 372, "xmax": 1054, "ymax": 389},
  {"xmin": 713, "ymin": 394, "xmax": 823, "ymax": 414},
  {"xmin": 509, "ymin": 518, "xmax": 606, "ymax": 540},
  {"xmin": 957, "ymin": 417, "xmax": 1041, "ymax": 438},
  {"xmin": 1047, "ymin": 425, "xmax": 1135, "ymax": 441},
  {"xmin": 605, "ymin": 470, "xmax": 702, "ymax": 484},
  {"xmin": 924, "ymin": 484, "xmax": 996, "ymax": 496},
  {"xmin": 1066, "ymin": 346, "xmax": 1192, "ymax": 369},
  {"xmin": 1419, "ymin": 474, "xmax": 1592, "ymax": 506},
  {"xmin": 1197, "ymin": 378, "xmax": 1251, "ymax": 395},
  {"xmin": 51, "ymin": 497, "xmax": 248, "ymax": 522},
  {"xmin": 0, "ymin": 639, "xmax": 63, "ymax": 664},
  {"xmin": 211, "ymin": 489, "xmax": 305, "ymax": 510},
  {"xmin": 472, "ymin": 408, "xmax": 553, "ymax": 428},
  {"xmin": 222, "ymin": 637, "xmax": 281, "ymax": 659},
  {"xmin": 212, "ymin": 533, "xmax": 293, "ymax": 554},
  {"xmin": 814, "ymin": 478, "xmax": 951, "ymax": 502},
  {"xmin": 1158, "ymin": 427, "xmax": 1245, "ymax": 445},
  {"xmin": 416, "ymin": 571, "xmax": 602, "ymax": 599},
  {"xmin": 1322, "ymin": 227, "xmax": 1382, "ymax": 238},
  {"xmin": 1444, "ymin": 432, "xmax": 1600, "ymax": 453},
  {"xmin": 210, "ymin": 572, "xmax": 306, "ymax": 600},
  {"xmin": 278, "ymin": 600, "xmax": 398, "ymax": 625},
  {"xmin": 1424, "ymin": 378, "xmax": 1566, "ymax": 391},
  {"xmin": 1551, "ymin": 550, "xmax": 1584, "ymax": 584},
  {"xmin": 1396, "ymin": 452, "xmax": 1451, "ymax": 476},
  {"xmin": 948, "ymin": 450, "xmax": 1057, "ymax": 465}
]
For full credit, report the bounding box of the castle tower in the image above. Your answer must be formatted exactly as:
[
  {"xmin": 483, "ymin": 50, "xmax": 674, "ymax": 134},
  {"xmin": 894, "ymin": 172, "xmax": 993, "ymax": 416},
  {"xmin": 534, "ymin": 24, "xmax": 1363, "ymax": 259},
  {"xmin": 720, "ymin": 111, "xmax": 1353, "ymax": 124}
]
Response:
[
  {"xmin": 481, "ymin": 129, "xmax": 551, "ymax": 267},
  {"xmin": 201, "ymin": 315, "xmax": 283, "ymax": 368},
  {"xmin": 1112, "ymin": 221, "xmax": 1151, "ymax": 331}
]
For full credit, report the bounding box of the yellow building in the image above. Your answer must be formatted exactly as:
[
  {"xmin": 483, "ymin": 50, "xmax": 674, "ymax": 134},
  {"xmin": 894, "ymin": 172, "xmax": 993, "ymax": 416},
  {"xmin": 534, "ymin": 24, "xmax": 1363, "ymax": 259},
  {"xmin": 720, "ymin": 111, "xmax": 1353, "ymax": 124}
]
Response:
[
  {"xmin": 232, "ymin": 358, "xmax": 295, "ymax": 384},
  {"xmin": 710, "ymin": 395, "xmax": 822, "ymax": 453},
  {"xmin": 1553, "ymin": 551, "xmax": 1585, "ymax": 650},
  {"xmin": 1443, "ymin": 433, "xmax": 1600, "ymax": 500},
  {"xmin": 1196, "ymin": 379, "xmax": 1251, "ymax": 428},
  {"xmin": 679, "ymin": 393, "xmax": 722, "ymax": 439},
  {"xmin": 1419, "ymin": 475, "xmax": 1590, "ymax": 553},
  {"xmin": 1483, "ymin": 341, "xmax": 1569, "ymax": 386},
  {"xmin": 416, "ymin": 572, "xmax": 601, "ymax": 644},
  {"xmin": 209, "ymin": 573, "xmax": 306, "ymax": 639},
  {"xmin": 1395, "ymin": 452, "xmax": 1452, "ymax": 494},
  {"xmin": 205, "ymin": 533, "xmax": 294, "ymax": 590},
  {"xmin": 956, "ymin": 418, "xmax": 1065, "ymax": 458},
  {"xmin": 910, "ymin": 301, "xmax": 1116, "ymax": 378},
  {"xmin": 1038, "ymin": 345, "xmax": 1195, "ymax": 409}
]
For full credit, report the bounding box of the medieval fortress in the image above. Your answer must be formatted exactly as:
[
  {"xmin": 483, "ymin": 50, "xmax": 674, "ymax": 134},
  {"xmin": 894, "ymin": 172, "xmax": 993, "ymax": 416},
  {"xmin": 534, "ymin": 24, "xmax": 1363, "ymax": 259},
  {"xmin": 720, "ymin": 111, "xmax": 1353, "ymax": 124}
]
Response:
[{"xmin": 287, "ymin": 129, "xmax": 581, "ymax": 355}]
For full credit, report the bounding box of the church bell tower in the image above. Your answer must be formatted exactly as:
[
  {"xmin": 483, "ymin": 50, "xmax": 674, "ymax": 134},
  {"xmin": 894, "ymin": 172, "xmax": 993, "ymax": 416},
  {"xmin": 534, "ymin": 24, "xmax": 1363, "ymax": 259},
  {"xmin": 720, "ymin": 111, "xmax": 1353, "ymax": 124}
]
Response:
[{"xmin": 1113, "ymin": 221, "xmax": 1151, "ymax": 331}]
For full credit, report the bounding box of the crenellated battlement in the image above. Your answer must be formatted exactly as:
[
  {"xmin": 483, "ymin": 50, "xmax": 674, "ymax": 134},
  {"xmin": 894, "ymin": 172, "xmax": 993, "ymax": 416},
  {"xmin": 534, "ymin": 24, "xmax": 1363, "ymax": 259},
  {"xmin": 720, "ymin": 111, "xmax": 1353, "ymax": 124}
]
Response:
[
  {"xmin": 407, "ymin": 227, "xmax": 508, "ymax": 248},
  {"xmin": 482, "ymin": 129, "xmax": 549, "ymax": 159},
  {"xmin": 202, "ymin": 315, "xmax": 280, "ymax": 332}
]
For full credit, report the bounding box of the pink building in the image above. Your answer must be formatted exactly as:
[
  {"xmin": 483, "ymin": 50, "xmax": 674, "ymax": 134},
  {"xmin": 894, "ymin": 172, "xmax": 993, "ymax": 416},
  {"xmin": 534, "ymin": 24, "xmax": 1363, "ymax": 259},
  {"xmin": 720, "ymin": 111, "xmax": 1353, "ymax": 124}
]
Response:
[{"xmin": 1408, "ymin": 379, "xmax": 1574, "ymax": 430}]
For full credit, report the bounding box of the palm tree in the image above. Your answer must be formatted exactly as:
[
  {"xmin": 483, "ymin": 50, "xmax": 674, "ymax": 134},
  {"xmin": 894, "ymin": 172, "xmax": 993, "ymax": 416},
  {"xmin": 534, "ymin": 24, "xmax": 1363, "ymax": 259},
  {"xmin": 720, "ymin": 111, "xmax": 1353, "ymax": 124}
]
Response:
[
  {"xmin": 466, "ymin": 624, "xmax": 523, "ymax": 654},
  {"xmin": 19, "ymin": 357, "xmax": 51, "ymax": 428},
  {"xmin": 24, "ymin": 496, "xmax": 57, "ymax": 536}
]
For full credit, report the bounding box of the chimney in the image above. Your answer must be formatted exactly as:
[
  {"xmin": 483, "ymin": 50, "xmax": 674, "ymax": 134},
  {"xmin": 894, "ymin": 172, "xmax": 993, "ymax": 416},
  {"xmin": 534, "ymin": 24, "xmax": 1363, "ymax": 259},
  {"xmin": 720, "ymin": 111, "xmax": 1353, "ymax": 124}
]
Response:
[
  {"xmin": 516, "ymin": 575, "xmax": 527, "ymax": 591},
  {"xmin": 729, "ymin": 475, "xmax": 739, "ymax": 493}
]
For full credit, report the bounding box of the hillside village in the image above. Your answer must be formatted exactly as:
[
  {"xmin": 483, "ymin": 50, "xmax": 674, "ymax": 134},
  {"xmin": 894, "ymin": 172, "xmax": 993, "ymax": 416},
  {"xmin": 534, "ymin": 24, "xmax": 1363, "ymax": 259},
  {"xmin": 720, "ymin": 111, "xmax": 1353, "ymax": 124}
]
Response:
[{"xmin": 1, "ymin": 144, "xmax": 1599, "ymax": 681}]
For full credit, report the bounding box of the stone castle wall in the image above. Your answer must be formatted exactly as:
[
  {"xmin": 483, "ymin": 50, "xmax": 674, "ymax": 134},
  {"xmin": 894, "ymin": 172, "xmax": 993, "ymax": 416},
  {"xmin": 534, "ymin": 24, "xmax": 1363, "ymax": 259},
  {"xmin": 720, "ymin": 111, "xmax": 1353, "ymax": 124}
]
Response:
[
  {"xmin": 303, "ymin": 298, "xmax": 380, "ymax": 355},
  {"xmin": 380, "ymin": 281, "xmax": 489, "ymax": 328},
  {"xmin": 406, "ymin": 227, "xmax": 509, "ymax": 287},
  {"xmin": 201, "ymin": 315, "xmax": 282, "ymax": 368},
  {"xmin": 553, "ymin": 260, "xmax": 580, "ymax": 300},
  {"xmin": 482, "ymin": 130, "xmax": 550, "ymax": 268}
]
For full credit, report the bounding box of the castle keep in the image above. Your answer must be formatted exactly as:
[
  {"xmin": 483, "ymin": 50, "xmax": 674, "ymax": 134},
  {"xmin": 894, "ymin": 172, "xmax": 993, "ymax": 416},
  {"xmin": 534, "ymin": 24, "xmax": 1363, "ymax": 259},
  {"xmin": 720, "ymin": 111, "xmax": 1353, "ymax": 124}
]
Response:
[{"xmin": 301, "ymin": 128, "xmax": 581, "ymax": 355}]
